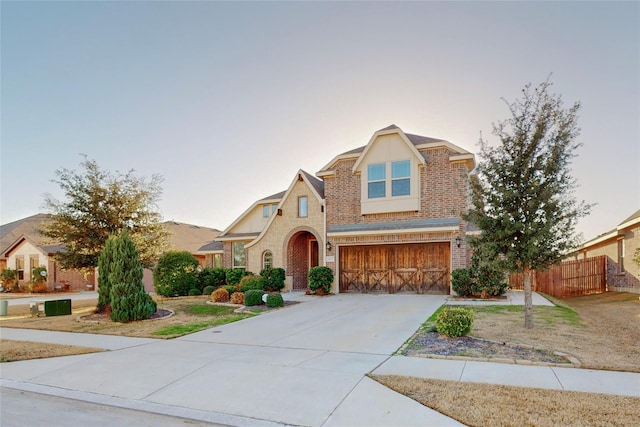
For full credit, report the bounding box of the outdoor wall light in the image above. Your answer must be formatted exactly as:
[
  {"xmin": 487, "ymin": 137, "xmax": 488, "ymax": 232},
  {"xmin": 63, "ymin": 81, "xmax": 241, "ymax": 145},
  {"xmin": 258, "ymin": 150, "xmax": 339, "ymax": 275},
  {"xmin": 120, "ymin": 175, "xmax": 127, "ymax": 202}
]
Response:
[
  {"xmin": 326, "ymin": 241, "xmax": 332, "ymax": 252},
  {"xmin": 455, "ymin": 236, "xmax": 461, "ymax": 248}
]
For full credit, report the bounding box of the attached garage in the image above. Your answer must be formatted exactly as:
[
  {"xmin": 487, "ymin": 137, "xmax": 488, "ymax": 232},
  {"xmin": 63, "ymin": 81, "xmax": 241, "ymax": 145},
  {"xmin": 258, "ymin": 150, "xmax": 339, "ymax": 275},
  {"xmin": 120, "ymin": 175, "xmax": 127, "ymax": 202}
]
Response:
[{"xmin": 338, "ymin": 242, "xmax": 451, "ymax": 294}]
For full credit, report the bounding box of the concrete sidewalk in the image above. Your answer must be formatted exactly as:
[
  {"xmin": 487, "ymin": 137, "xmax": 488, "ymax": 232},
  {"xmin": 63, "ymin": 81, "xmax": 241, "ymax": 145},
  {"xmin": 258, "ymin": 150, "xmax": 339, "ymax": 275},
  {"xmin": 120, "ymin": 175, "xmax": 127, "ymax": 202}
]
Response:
[
  {"xmin": 373, "ymin": 356, "xmax": 640, "ymax": 398},
  {"xmin": 1, "ymin": 292, "xmax": 638, "ymax": 426}
]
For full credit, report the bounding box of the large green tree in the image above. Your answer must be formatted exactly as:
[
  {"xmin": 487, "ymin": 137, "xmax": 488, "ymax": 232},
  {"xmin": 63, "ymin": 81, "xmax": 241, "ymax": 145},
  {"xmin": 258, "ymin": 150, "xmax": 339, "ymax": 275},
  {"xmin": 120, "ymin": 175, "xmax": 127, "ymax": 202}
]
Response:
[
  {"xmin": 41, "ymin": 156, "xmax": 171, "ymax": 270},
  {"xmin": 465, "ymin": 80, "xmax": 591, "ymax": 328}
]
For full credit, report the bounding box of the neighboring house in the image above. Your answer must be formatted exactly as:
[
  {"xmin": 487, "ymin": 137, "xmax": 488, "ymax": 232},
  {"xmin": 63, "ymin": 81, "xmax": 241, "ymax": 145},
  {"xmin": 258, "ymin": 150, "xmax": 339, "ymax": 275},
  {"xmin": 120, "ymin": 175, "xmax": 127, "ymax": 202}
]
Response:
[
  {"xmin": 0, "ymin": 214, "xmax": 95, "ymax": 291},
  {"xmin": 217, "ymin": 125, "xmax": 475, "ymax": 294},
  {"xmin": 1, "ymin": 214, "xmax": 222, "ymax": 293},
  {"xmin": 572, "ymin": 209, "xmax": 640, "ymax": 294}
]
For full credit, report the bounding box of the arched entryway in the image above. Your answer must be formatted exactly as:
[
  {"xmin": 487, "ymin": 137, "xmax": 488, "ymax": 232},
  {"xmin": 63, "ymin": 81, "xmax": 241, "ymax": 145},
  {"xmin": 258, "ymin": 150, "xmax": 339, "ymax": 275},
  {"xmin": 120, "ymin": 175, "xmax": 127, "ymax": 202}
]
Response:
[{"xmin": 287, "ymin": 230, "xmax": 320, "ymax": 290}]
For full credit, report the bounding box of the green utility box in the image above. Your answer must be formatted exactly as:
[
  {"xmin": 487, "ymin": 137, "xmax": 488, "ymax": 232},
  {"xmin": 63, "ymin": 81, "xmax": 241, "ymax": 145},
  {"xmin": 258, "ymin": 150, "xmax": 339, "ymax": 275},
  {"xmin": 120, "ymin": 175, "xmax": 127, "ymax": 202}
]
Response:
[{"xmin": 44, "ymin": 299, "xmax": 72, "ymax": 316}]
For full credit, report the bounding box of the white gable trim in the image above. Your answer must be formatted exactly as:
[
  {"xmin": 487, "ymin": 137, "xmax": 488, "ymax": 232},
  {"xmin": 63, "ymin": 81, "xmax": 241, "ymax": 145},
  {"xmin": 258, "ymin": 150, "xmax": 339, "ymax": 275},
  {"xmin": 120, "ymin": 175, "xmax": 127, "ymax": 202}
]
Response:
[
  {"xmin": 351, "ymin": 127, "xmax": 426, "ymax": 174},
  {"xmin": 245, "ymin": 170, "xmax": 324, "ymax": 249}
]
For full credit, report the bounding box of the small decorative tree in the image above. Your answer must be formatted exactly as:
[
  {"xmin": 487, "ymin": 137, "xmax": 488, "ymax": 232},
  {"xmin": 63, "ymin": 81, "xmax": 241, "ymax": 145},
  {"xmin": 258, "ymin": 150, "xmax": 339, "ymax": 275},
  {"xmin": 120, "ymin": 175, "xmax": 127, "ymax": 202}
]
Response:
[
  {"xmin": 106, "ymin": 229, "xmax": 156, "ymax": 322},
  {"xmin": 308, "ymin": 266, "xmax": 333, "ymax": 294}
]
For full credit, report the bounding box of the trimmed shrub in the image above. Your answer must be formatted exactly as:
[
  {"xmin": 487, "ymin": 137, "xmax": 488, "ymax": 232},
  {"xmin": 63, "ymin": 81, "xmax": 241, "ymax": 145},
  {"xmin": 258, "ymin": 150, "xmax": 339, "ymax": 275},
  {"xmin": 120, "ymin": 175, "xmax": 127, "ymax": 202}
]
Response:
[
  {"xmin": 211, "ymin": 287, "xmax": 229, "ymax": 303},
  {"xmin": 153, "ymin": 251, "xmax": 199, "ymax": 297},
  {"xmin": 451, "ymin": 269, "xmax": 473, "ymax": 297},
  {"xmin": 244, "ymin": 289, "xmax": 264, "ymax": 306},
  {"xmin": 202, "ymin": 285, "xmax": 216, "ymax": 296},
  {"xmin": 188, "ymin": 288, "xmax": 201, "ymax": 296},
  {"xmin": 261, "ymin": 267, "xmax": 286, "ymax": 292},
  {"xmin": 110, "ymin": 282, "xmax": 157, "ymax": 323},
  {"xmin": 308, "ymin": 266, "xmax": 333, "ymax": 293},
  {"xmin": 197, "ymin": 268, "xmax": 227, "ymax": 290},
  {"xmin": 223, "ymin": 285, "xmax": 237, "ymax": 295},
  {"xmin": 226, "ymin": 269, "xmax": 249, "ymax": 287},
  {"xmin": 435, "ymin": 307, "xmax": 474, "ymax": 337},
  {"xmin": 230, "ymin": 292, "xmax": 245, "ymax": 305},
  {"xmin": 239, "ymin": 275, "xmax": 264, "ymax": 292},
  {"xmin": 266, "ymin": 293, "xmax": 284, "ymax": 308}
]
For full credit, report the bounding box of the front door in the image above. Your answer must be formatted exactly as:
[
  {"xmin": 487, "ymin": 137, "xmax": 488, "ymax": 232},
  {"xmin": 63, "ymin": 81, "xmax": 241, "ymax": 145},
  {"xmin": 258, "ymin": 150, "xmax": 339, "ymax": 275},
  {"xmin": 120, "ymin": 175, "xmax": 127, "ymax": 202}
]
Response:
[{"xmin": 288, "ymin": 231, "xmax": 319, "ymax": 290}]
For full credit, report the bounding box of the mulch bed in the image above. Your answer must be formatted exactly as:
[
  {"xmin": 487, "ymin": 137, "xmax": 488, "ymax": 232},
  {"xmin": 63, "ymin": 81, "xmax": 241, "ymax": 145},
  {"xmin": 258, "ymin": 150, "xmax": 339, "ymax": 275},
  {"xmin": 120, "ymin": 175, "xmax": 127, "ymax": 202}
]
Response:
[{"xmin": 403, "ymin": 330, "xmax": 569, "ymax": 364}]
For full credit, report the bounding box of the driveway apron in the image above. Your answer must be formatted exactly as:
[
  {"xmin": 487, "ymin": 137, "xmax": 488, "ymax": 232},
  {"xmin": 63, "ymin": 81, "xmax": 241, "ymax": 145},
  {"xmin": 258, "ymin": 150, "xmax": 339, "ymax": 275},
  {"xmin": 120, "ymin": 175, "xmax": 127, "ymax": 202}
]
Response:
[{"xmin": 1, "ymin": 294, "xmax": 449, "ymax": 426}]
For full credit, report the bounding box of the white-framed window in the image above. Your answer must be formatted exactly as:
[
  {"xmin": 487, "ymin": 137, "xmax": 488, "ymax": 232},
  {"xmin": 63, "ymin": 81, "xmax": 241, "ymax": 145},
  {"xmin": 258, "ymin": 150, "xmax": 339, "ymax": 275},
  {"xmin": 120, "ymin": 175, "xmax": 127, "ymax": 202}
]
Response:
[
  {"xmin": 272, "ymin": 203, "xmax": 278, "ymax": 214},
  {"xmin": 233, "ymin": 242, "xmax": 246, "ymax": 269},
  {"xmin": 367, "ymin": 163, "xmax": 386, "ymax": 198},
  {"xmin": 15, "ymin": 256, "xmax": 25, "ymax": 281},
  {"xmin": 391, "ymin": 160, "xmax": 410, "ymax": 196},
  {"xmin": 361, "ymin": 158, "xmax": 419, "ymax": 214},
  {"xmin": 262, "ymin": 251, "xmax": 273, "ymax": 269},
  {"xmin": 298, "ymin": 196, "xmax": 308, "ymax": 217},
  {"xmin": 367, "ymin": 160, "xmax": 411, "ymax": 199},
  {"xmin": 262, "ymin": 205, "xmax": 270, "ymax": 218}
]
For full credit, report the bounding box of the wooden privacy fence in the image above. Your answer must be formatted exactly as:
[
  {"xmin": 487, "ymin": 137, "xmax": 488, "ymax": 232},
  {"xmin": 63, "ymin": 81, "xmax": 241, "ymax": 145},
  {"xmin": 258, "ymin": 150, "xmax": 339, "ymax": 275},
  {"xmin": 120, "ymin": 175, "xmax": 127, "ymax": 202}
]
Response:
[{"xmin": 509, "ymin": 255, "xmax": 606, "ymax": 298}]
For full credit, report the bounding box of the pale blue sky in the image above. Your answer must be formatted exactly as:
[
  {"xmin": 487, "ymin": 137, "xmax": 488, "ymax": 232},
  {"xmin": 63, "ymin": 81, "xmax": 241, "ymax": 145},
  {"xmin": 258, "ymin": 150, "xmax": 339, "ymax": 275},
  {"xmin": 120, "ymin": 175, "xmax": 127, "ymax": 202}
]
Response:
[{"xmin": 1, "ymin": 1, "xmax": 638, "ymax": 241}]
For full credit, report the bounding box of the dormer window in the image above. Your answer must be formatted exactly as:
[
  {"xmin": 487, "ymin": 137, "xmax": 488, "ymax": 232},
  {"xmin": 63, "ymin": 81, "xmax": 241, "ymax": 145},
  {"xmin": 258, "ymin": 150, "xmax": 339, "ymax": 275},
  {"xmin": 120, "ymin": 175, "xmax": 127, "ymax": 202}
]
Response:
[
  {"xmin": 367, "ymin": 163, "xmax": 386, "ymax": 198},
  {"xmin": 361, "ymin": 159, "xmax": 419, "ymax": 214},
  {"xmin": 391, "ymin": 160, "xmax": 410, "ymax": 196}
]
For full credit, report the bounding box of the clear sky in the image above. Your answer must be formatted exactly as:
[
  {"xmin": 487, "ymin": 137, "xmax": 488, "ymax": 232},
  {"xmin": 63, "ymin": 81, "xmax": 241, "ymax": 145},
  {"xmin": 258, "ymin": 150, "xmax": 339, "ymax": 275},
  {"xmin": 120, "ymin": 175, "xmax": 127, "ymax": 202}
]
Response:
[{"xmin": 1, "ymin": 1, "xmax": 638, "ymax": 242}]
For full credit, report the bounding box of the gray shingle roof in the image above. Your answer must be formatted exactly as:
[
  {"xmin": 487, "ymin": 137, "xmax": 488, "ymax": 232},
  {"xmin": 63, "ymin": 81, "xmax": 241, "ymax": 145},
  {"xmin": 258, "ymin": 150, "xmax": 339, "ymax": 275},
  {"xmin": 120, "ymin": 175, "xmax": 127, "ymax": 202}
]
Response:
[
  {"xmin": 300, "ymin": 169, "xmax": 325, "ymax": 198},
  {"xmin": 198, "ymin": 241, "xmax": 224, "ymax": 252},
  {"xmin": 334, "ymin": 125, "xmax": 445, "ymax": 158},
  {"xmin": 259, "ymin": 191, "xmax": 286, "ymax": 202}
]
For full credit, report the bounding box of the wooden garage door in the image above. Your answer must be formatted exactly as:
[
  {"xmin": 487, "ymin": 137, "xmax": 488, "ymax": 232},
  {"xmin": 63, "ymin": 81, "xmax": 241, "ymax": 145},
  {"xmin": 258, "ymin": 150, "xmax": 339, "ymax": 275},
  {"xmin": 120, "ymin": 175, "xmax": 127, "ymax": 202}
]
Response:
[{"xmin": 339, "ymin": 243, "xmax": 450, "ymax": 294}]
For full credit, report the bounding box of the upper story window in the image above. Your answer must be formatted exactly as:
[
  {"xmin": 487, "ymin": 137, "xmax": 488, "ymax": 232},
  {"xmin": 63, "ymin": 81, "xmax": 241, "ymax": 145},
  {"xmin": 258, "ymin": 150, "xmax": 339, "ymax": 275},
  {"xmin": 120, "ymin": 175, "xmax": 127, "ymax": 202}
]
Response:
[
  {"xmin": 263, "ymin": 204, "xmax": 279, "ymax": 218},
  {"xmin": 367, "ymin": 160, "xmax": 411, "ymax": 199},
  {"xmin": 361, "ymin": 158, "xmax": 419, "ymax": 215},
  {"xmin": 367, "ymin": 163, "xmax": 386, "ymax": 198},
  {"xmin": 391, "ymin": 160, "xmax": 410, "ymax": 196},
  {"xmin": 298, "ymin": 196, "xmax": 308, "ymax": 217}
]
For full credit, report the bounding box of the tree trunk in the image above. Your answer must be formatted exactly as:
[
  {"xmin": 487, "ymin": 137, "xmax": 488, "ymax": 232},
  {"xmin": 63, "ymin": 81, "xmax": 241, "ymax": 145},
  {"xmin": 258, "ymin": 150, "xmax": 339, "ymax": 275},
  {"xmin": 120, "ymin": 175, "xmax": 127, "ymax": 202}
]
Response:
[{"xmin": 523, "ymin": 269, "xmax": 534, "ymax": 329}]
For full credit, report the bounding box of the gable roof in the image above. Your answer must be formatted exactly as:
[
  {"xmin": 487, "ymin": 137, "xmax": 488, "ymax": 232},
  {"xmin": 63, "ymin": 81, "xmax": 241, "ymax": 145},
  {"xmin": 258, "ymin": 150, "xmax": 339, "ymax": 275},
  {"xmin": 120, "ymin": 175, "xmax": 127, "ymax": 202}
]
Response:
[
  {"xmin": 0, "ymin": 213, "xmax": 53, "ymax": 256},
  {"xmin": 317, "ymin": 124, "xmax": 474, "ymax": 176},
  {"xmin": 351, "ymin": 125, "xmax": 428, "ymax": 173},
  {"xmin": 217, "ymin": 190, "xmax": 286, "ymax": 239},
  {"xmin": 578, "ymin": 208, "xmax": 640, "ymax": 249},
  {"xmin": 162, "ymin": 221, "xmax": 221, "ymax": 253},
  {"xmin": 245, "ymin": 169, "xmax": 325, "ymax": 249}
]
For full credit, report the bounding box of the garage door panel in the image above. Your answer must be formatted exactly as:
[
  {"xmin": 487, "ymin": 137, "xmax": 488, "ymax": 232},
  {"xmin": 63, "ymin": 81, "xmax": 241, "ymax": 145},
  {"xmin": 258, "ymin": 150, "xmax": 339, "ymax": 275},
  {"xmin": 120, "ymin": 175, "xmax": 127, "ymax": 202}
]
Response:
[{"xmin": 339, "ymin": 243, "xmax": 450, "ymax": 294}]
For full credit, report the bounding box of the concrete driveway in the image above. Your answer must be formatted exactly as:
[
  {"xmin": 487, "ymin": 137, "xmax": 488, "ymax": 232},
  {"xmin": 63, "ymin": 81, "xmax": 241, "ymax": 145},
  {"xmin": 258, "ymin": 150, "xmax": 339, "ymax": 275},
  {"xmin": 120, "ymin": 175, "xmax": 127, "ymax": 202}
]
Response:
[{"xmin": 1, "ymin": 293, "xmax": 460, "ymax": 426}]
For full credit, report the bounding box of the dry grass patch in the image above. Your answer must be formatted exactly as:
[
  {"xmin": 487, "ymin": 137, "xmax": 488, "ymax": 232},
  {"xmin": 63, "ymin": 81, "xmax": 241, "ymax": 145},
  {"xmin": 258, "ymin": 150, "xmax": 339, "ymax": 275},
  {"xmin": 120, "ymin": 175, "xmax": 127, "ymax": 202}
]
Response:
[
  {"xmin": 470, "ymin": 292, "xmax": 640, "ymax": 372},
  {"xmin": 1, "ymin": 339, "xmax": 103, "ymax": 362},
  {"xmin": 373, "ymin": 375, "xmax": 640, "ymax": 427},
  {"xmin": 0, "ymin": 297, "xmax": 253, "ymax": 339}
]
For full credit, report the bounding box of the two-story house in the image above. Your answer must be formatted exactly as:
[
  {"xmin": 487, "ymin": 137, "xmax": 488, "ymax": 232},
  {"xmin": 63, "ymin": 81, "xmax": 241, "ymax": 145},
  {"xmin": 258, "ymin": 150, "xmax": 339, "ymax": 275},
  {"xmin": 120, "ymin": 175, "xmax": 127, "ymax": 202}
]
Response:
[{"xmin": 217, "ymin": 125, "xmax": 475, "ymax": 294}]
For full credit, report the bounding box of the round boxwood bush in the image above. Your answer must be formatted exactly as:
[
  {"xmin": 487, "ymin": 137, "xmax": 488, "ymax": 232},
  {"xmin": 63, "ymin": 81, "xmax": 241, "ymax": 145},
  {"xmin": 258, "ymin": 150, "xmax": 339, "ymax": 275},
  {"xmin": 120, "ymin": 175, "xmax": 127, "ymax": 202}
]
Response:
[
  {"xmin": 244, "ymin": 289, "xmax": 265, "ymax": 306},
  {"xmin": 261, "ymin": 267, "xmax": 286, "ymax": 292},
  {"xmin": 203, "ymin": 285, "xmax": 216, "ymax": 296},
  {"xmin": 230, "ymin": 291, "xmax": 245, "ymax": 305},
  {"xmin": 308, "ymin": 266, "xmax": 333, "ymax": 293},
  {"xmin": 239, "ymin": 275, "xmax": 264, "ymax": 292},
  {"xmin": 188, "ymin": 288, "xmax": 201, "ymax": 296},
  {"xmin": 435, "ymin": 307, "xmax": 474, "ymax": 337},
  {"xmin": 266, "ymin": 293, "xmax": 284, "ymax": 308},
  {"xmin": 451, "ymin": 268, "xmax": 473, "ymax": 297},
  {"xmin": 211, "ymin": 287, "xmax": 229, "ymax": 303}
]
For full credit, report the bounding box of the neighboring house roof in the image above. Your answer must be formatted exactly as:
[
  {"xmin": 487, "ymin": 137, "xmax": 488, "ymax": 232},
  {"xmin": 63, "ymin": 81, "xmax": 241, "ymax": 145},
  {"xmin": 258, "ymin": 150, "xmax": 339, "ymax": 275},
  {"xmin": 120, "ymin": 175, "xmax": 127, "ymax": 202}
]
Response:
[
  {"xmin": 0, "ymin": 213, "xmax": 53, "ymax": 255},
  {"xmin": 317, "ymin": 124, "xmax": 475, "ymax": 176},
  {"xmin": 197, "ymin": 241, "xmax": 224, "ymax": 252},
  {"xmin": 259, "ymin": 191, "xmax": 286, "ymax": 202},
  {"xmin": 162, "ymin": 221, "xmax": 221, "ymax": 253},
  {"xmin": 327, "ymin": 218, "xmax": 460, "ymax": 237},
  {"xmin": 577, "ymin": 208, "xmax": 640, "ymax": 250}
]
